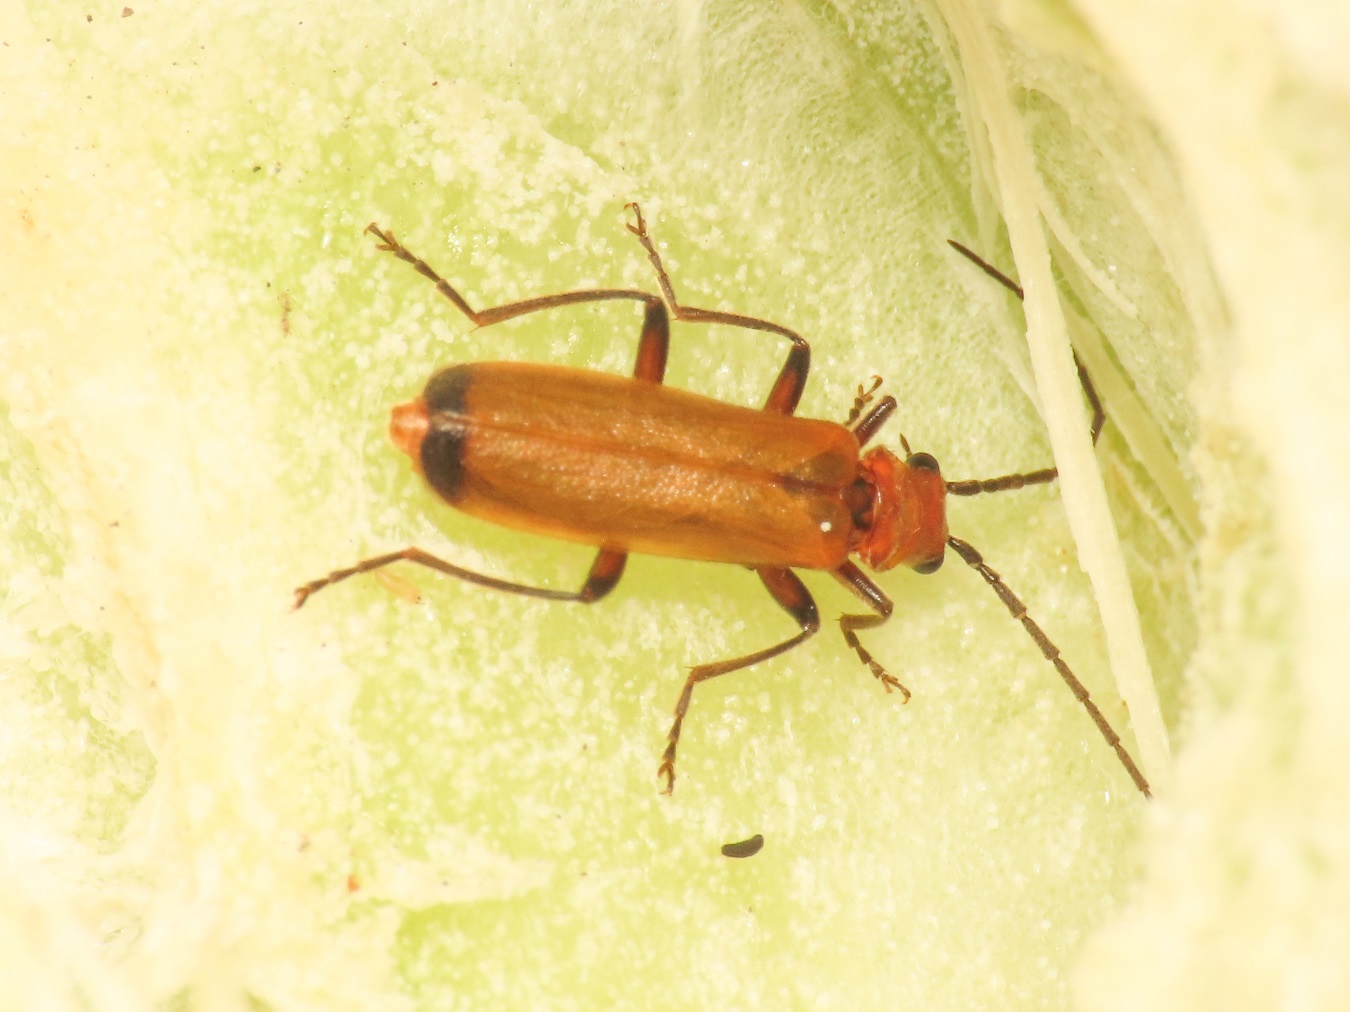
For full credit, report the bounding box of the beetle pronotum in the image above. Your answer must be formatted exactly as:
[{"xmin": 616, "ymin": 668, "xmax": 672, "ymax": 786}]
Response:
[{"xmin": 295, "ymin": 204, "xmax": 1150, "ymax": 799}]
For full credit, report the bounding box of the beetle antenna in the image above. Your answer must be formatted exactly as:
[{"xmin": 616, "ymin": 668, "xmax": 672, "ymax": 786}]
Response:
[
  {"xmin": 945, "ymin": 534, "xmax": 1151, "ymax": 798},
  {"xmin": 947, "ymin": 239, "xmax": 1023, "ymax": 299},
  {"xmin": 945, "ymin": 241, "xmax": 1107, "ymax": 499},
  {"xmin": 944, "ymin": 354, "xmax": 1105, "ymax": 497}
]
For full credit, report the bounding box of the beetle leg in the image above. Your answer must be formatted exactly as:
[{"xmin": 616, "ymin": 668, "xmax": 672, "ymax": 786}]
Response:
[
  {"xmin": 831, "ymin": 561, "xmax": 910, "ymax": 700},
  {"xmin": 624, "ymin": 203, "xmax": 812, "ymax": 416},
  {"xmin": 294, "ymin": 546, "xmax": 627, "ymax": 609},
  {"xmin": 365, "ymin": 222, "xmax": 660, "ymax": 328},
  {"xmin": 850, "ymin": 396, "xmax": 898, "ymax": 448},
  {"xmin": 632, "ymin": 300, "xmax": 670, "ymax": 383},
  {"xmin": 658, "ymin": 567, "xmax": 819, "ymax": 794}
]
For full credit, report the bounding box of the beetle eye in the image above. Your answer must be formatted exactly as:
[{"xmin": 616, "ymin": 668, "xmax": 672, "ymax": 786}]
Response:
[
  {"xmin": 907, "ymin": 451, "xmax": 940, "ymax": 474},
  {"xmin": 912, "ymin": 554, "xmax": 944, "ymax": 575}
]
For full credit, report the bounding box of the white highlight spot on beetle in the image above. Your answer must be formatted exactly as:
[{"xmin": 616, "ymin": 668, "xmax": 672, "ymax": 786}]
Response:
[{"xmin": 820, "ymin": 520, "xmax": 833, "ymax": 533}]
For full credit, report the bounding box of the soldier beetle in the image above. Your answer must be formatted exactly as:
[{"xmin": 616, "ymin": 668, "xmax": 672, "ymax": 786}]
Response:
[{"xmin": 295, "ymin": 204, "xmax": 1151, "ymax": 799}]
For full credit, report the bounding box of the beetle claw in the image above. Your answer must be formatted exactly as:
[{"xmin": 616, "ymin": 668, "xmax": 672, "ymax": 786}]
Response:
[
  {"xmin": 365, "ymin": 222, "xmax": 397, "ymax": 251},
  {"xmin": 880, "ymin": 673, "xmax": 912, "ymax": 702},
  {"xmin": 657, "ymin": 757, "xmax": 676, "ymax": 795},
  {"xmin": 625, "ymin": 201, "xmax": 647, "ymax": 238}
]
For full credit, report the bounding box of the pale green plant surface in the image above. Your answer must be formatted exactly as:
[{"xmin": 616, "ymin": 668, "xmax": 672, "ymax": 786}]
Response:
[{"xmin": 0, "ymin": 0, "xmax": 1338, "ymax": 1009}]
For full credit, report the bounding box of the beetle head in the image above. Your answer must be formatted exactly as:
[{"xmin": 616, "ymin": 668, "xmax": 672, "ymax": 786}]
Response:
[{"xmin": 854, "ymin": 446, "xmax": 948, "ymax": 573}]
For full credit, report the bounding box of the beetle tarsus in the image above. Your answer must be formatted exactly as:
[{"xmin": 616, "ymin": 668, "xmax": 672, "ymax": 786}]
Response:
[
  {"xmin": 844, "ymin": 375, "xmax": 884, "ymax": 427},
  {"xmin": 841, "ymin": 628, "xmax": 912, "ymax": 702},
  {"xmin": 293, "ymin": 568, "xmax": 354, "ymax": 609},
  {"xmin": 658, "ymin": 676, "xmax": 697, "ymax": 796}
]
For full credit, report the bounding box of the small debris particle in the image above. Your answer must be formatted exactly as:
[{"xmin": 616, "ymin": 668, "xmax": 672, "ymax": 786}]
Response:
[{"xmin": 721, "ymin": 834, "xmax": 764, "ymax": 859}]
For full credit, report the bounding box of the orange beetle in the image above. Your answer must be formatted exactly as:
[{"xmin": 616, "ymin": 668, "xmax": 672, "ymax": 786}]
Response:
[{"xmin": 295, "ymin": 205, "xmax": 1150, "ymax": 798}]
